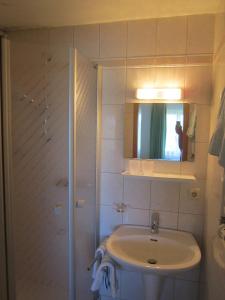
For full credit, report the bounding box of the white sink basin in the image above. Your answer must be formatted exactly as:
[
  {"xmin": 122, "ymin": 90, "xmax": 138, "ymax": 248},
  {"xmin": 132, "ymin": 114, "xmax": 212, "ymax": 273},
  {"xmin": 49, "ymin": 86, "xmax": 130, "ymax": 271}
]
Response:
[{"xmin": 106, "ymin": 225, "xmax": 201, "ymax": 275}]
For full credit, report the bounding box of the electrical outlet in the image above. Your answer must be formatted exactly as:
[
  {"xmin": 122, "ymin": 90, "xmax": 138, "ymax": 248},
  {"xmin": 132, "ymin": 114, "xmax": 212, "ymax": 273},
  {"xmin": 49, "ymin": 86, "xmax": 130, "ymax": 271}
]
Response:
[{"xmin": 190, "ymin": 188, "xmax": 200, "ymax": 200}]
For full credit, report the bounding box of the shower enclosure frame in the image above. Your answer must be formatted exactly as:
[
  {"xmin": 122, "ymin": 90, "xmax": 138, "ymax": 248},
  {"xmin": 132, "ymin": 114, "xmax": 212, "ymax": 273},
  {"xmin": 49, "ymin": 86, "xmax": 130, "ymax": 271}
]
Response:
[
  {"xmin": 0, "ymin": 35, "xmax": 16, "ymax": 300},
  {"xmin": 68, "ymin": 48, "xmax": 98, "ymax": 300},
  {"xmin": 0, "ymin": 34, "xmax": 9, "ymax": 300},
  {"xmin": 68, "ymin": 47, "xmax": 76, "ymax": 300}
]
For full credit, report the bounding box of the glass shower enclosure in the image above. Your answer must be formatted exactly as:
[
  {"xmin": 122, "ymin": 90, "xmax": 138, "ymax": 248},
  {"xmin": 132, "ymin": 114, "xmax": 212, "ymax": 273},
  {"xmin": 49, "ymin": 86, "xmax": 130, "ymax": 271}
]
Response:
[{"xmin": 0, "ymin": 32, "xmax": 97, "ymax": 300}]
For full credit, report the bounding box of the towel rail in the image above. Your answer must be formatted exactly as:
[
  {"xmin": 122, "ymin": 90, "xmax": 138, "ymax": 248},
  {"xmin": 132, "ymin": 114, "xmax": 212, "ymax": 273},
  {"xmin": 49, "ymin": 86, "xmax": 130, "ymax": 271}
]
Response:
[{"xmin": 87, "ymin": 253, "xmax": 102, "ymax": 271}]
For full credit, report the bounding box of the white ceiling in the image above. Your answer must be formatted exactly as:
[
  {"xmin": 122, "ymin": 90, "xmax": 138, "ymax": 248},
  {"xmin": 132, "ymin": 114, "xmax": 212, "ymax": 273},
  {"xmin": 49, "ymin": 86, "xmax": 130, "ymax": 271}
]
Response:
[{"xmin": 0, "ymin": 0, "xmax": 222, "ymax": 29}]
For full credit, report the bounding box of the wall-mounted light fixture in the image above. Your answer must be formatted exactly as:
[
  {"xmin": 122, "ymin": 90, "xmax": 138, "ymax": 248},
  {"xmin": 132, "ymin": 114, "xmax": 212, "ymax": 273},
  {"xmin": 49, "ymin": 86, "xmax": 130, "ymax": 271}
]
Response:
[{"xmin": 136, "ymin": 88, "xmax": 182, "ymax": 100}]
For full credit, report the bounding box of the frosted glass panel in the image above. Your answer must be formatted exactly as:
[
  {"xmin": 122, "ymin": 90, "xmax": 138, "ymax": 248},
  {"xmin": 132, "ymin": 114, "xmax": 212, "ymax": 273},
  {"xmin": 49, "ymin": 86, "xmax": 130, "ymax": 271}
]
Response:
[
  {"xmin": 74, "ymin": 50, "xmax": 97, "ymax": 300},
  {"xmin": 9, "ymin": 31, "xmax": 97, "ymax": 300},
  {"xmin": 10, "ymin": 34, "xmax": 69, "ymax": 300}
]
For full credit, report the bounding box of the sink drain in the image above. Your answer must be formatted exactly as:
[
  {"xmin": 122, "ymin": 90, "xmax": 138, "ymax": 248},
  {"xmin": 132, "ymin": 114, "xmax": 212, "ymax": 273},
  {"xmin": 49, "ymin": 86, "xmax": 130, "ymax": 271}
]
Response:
[{"xmin": 147, "ymin": 258, "xmax": 157, "ymax": 264}]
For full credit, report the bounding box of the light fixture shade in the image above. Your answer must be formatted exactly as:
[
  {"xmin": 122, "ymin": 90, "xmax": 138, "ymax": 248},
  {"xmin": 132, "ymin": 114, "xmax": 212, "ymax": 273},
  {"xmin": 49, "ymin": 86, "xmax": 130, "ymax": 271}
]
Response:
[{"xmin": 136, "ymin": 88, "xmax": 182, "ymax": 100}]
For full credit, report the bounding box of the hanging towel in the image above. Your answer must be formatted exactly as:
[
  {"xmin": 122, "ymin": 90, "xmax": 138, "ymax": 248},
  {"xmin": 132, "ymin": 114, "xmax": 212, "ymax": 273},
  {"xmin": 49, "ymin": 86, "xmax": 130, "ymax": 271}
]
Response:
[
  {"xmin": 91, "ymin": 255, "xmax": 118, "ymax": 298},
  {"xmin": 187, "ymin": 105, "xmax": 197, "ymax": 139},
  {"xmin": 92, "ymin": 240, "xmax": 106, "ymax": 279},
  {"xmin": 209, "ymin": 88, "xmax": 225, "ymax": 168}
]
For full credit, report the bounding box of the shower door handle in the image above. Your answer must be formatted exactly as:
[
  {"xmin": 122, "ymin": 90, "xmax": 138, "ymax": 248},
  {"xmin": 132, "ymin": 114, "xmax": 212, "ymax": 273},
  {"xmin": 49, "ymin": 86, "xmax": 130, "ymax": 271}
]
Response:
[{"xmin": 75, "ymin": 199, "xmax": 86, "ymax": 208}]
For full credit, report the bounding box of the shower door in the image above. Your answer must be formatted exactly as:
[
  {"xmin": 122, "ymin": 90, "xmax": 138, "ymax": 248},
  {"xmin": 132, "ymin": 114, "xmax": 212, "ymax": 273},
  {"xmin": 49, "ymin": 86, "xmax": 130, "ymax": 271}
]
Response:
[
  {"xmin": 69, "ymin": 49, "xmax": 97, "ymax": 300},
  {"xmin": 7, "ymin": 29, "xmax": 97, "ymax": 300},
  {"xmin": 9, "ymin": 33, "xmax": 71, "ymax": 300}
]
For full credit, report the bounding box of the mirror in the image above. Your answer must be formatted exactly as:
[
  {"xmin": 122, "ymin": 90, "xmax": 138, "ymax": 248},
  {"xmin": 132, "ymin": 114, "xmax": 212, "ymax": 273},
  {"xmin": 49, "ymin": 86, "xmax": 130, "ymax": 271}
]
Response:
[{"xmin": 124, "ymin": 103, "xmax": 196, "ymax": 161}]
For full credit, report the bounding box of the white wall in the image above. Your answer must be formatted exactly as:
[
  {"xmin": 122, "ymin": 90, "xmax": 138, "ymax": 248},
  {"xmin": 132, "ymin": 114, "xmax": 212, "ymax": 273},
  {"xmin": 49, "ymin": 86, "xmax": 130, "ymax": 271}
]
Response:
[
  {"xmin": 98, "ymin": 14, "xmax": 214, "ymax": 300},
  {"xmin": 202, "ymin": 0, "xmax": 225, "ymax": 299}
]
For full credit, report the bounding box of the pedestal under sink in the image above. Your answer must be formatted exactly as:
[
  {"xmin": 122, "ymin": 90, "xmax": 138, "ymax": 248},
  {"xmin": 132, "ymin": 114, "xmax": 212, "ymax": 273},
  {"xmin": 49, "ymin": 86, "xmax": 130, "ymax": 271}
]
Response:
[{"xmin": 106, "ymin": 225, "xmax": 201, "ymax": 300}]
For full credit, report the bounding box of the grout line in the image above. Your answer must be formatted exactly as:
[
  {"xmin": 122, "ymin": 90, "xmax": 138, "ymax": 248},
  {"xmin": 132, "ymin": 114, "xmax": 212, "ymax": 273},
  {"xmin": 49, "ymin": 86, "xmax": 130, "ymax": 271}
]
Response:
[
  {"xmin": 99, "ymin": 202, "xmax": 204, "ymax": 217},
  {"xmin": 155, "ymin": 18, "xmax": 159, "ymax": 56},
  {"xmin": 101, "ymin": 137, "xmax": 124, "ymax": 141},
  {"xmin": 98, "ymin": 24, "xmax": 101, "ymax": 58},
  {"xmin": 102, "ymin": 103, "xmax": 124, "ymax": 106},
  {"xmin": 72, "ymin": 26, "xmax": 76, "ymax": 48},
  {"xmin": 185, "ymin": 15, "xmax": 189, "ymax": 57},
  {"xmin": 125, "ymin": 21, "xmax": 128, "ymax": 59}
]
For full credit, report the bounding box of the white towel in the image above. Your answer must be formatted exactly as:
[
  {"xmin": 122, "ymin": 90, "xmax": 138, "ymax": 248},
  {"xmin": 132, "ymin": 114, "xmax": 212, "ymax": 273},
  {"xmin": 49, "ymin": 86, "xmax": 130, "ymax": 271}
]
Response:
[
  {"xmin": 92, "ymin": 241, "xmax": 106, "ymax": 279},
  {"xmin": 209, "ymin": 88, "xmax": 225, "ymax": 168},
  {"xmin": 91, "ymin": 255, "xmax": 117, "ymax": 298}
]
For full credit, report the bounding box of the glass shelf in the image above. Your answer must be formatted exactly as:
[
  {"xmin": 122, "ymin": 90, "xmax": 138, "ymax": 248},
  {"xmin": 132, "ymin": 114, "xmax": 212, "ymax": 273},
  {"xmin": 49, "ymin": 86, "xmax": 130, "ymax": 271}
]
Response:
[{"xmin": 121, "ymin": 171, "xmax": 196, "ymax": 183}]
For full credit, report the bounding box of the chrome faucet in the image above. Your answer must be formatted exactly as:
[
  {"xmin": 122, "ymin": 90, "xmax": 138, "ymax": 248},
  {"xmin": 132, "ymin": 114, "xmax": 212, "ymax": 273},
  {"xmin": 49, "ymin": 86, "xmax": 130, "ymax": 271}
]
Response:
[{"xmin": 151, "ymin": 212, "xmax": 159, "ymax": 234}]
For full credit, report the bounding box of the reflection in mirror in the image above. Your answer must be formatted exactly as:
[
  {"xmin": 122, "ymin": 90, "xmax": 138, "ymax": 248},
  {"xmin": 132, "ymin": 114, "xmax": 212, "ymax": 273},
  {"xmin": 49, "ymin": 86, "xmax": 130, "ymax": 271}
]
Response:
[{"xmin": 124, "ymin": 103, "xmax": 196, "ymax": 161}]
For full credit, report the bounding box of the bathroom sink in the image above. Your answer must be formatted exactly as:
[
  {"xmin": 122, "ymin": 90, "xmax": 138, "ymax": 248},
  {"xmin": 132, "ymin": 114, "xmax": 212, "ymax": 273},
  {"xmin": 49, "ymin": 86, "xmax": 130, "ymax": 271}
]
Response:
[{"xmin": 106, "ymin": 225, "xmax": 201, "ymax": 275}]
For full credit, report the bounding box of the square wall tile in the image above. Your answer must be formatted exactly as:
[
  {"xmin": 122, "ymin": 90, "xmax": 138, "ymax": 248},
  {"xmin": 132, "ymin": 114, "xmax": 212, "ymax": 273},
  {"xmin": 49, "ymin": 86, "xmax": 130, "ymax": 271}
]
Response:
[
  {"xmin": 49, "ymin": 27, "xmax": 74, "ymax": 47},
  {"xmin": 174, "ymin": 280, "xmax": 199, "ymax": 300},
  {"xmin": 151, "ymin": 210, "xmax": 178, "ymax": 229},
  {"xmin": 187, "ymin": 14, "xmax": 214, "ymax": 54},
  {"xmin": 102, "ymin": 68, "xmax": 126, "ymax": 104},
  {"xmin": 179, "ymin": 180, "xmax": 205, "ymax": 215},
  {"xmin": 100, "ymin": 205, "xmax": 122, "ymax": 239},
  {"xmin": 214, "ymin": 12, "xmax": 225, "ymax": 52},
  {"xmin": 126, "ymin": 67, "xmax": 156, "ymax": 99},
  {"xmin": 124, "ymin": 177, "xmax": 150, "ymax": 209},
  {"xmin": 101, "ymin": 139, "xmax": 124, "ymax": 173},
  {"xmin": 151, "ymin": 182, "xmax": 180, "ymax": 212},
  {"xmin": 127, "ymin": 19, "xmax": 157, "ymax": 57},
  {"xmin": 156, "ymin": 16, "xmax": 187, "ymax": 55},
  {"xmin": 141, "ymin": 160, "xmax": 154, "ymax": 175},
  {"xmin": 185, "ymin": 66, "xmax": 212, "ymax": 104},
  {"xmin": 76, "ymin": 24, "xmax": 100, "ymax": 58},
  {"xmin": 154, "ymin": 66, "xmax": 185, "ymax": 91},
  {"xmin": 11, "ymin": 28, "xmax": 49, "ymax": 45},
  {"xmin": 125, "ymin": 159, "xmax": 142, "ymax": 174},
  {"xmin": 180, "ymin": 162, "xmax": 195, "ymax": 176},
  {"xmin": 195, "ymin": 104, "xmax": 210, "ymax": 143},
  {"xmin": 123, "ymin": 208, "xmax": 150, "ymax": 226},
  {"xmin": 154, "ymin": 161, "xmax": 181, "ymax": 174},
  {"xmin": 194, "ymin": 142, "xmax": 208, "ymax": 179},
  {"xmin": 120, "ymin": 271, "xmax": 144, "ymax": 300},
  {"xmin": 102, "ymin": 105, "xmax": 124, "ymax": 139},
  {"xmin": 100, "ymin": 173, "xmax": 123, "ymax": 205},
  {"xmin": 100, "ymin": 22, "xmax": 127, "ymax": 58},
  {"xmin": 178, "ymin": 213, "xmax": 204, "ymax": 243}
]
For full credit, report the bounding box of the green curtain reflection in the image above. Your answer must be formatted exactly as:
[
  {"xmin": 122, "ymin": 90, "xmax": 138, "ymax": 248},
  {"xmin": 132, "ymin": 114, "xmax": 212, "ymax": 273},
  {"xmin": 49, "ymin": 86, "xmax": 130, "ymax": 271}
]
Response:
[{"xmin": 149, "ymin": 104, "xmax": 167, "ymax": 159}]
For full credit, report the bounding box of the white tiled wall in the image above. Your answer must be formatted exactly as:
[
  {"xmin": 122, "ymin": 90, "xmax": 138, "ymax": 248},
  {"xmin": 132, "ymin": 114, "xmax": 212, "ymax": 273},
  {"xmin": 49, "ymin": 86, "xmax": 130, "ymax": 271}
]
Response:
[
  {"xmin": 98, "ymin": 14, "xmax": 214, "ymax": 300},
  {"xmin": 202, "ymin": 1, "xmax": 225, "ymax": 299},
  {"xmin": 99, "ymin": 65, "xmax": 211, "ymax": 299}
]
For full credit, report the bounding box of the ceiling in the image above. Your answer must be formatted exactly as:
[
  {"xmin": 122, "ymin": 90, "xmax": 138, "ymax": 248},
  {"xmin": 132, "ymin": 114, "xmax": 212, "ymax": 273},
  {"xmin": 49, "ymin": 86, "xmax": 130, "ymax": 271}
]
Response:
[{"xmin": 0, "ymin": 0, "xmax": 222, "ymax": 29}]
